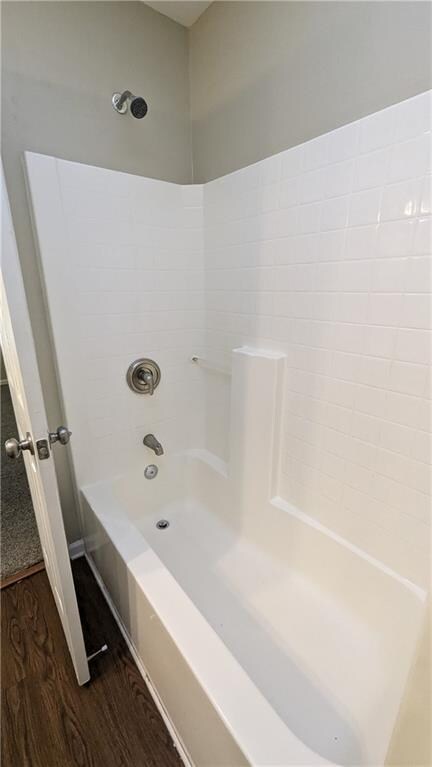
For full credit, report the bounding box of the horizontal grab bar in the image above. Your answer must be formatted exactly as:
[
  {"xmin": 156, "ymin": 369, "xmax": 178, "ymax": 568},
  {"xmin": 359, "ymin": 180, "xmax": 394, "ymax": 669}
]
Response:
[{"xmin": 190, "ymin": 356, "xmax": 231, "ymax": 377}]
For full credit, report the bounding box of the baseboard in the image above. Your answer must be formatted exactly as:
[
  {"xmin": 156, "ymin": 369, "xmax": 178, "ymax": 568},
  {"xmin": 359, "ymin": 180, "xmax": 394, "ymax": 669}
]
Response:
[
  {"xmin": 68, "ymin": 539, "xmax": 85, "ymax": 560},
  {"xmin": 83, "ymin": 552, "xmax": 194, "ymax": 767}
]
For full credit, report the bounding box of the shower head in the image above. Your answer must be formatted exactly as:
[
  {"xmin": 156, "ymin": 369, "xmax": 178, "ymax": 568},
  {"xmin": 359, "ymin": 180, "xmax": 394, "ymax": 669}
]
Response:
[
  {"xmin": 112, "ymin": 90, "xmax": 148, "ymax": 119},
  {"xmin": 130, "ymin": 96, "xmax": 148, "ymax": 119}
]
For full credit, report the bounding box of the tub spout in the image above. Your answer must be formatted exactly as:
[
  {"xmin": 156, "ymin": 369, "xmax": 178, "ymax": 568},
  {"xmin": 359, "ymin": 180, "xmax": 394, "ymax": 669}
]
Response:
[{"xmin": 143, "ymin": 434, "xmax": 164, "ymax": 456}]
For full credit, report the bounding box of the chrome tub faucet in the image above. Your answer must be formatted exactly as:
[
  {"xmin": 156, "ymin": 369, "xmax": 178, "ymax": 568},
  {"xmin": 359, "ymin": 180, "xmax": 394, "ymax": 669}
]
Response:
[{"xmin": 143, "ymin": 434, "xmax": 164, "ymax": 456}]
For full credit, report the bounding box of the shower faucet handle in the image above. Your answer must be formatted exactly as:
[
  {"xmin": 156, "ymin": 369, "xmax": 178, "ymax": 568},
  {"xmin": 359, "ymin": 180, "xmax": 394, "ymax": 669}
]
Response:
[
  {"xmin": 139, "ymin": 369, "xmax": 154, "ymax": 395},
  {"xmin": 126, "ymin": 359, "xmax": 161, "ymax": 395}
]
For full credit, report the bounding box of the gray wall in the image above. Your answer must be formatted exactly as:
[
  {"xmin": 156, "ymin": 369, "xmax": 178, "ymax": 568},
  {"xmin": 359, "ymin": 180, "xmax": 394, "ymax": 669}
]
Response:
[
  {"xmin": 190, "ymin": 1, "xmax": 432, "ymax": 181},
  {"xmin": 1, "ymin": 1, "xmax": 192, "ymax": 540}
]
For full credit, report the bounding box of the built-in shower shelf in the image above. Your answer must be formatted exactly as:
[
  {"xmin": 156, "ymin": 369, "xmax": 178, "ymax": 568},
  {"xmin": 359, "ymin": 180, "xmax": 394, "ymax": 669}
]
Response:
[{"xmin": 190, "ymin": 356, "xmax": 231, "ymax": 376}]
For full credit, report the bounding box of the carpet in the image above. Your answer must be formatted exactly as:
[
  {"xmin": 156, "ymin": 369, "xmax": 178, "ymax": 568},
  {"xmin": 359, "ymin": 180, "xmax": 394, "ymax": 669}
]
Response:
[{"xmin": 1, "ymin": 384, "xmax": 42, "ymax": 580}]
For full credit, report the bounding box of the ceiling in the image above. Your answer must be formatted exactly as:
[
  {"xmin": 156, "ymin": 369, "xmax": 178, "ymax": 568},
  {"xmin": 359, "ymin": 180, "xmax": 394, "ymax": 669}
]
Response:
[{"xmin": 144, "ymin": 2, "xmax": 212, "ymax": 27}]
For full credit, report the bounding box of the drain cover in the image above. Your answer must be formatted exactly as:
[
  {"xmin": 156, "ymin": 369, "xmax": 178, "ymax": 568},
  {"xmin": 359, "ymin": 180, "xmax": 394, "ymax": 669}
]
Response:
[{"xmin": 156, "ymin": 519, "xmax": 169, "ymax": 530}]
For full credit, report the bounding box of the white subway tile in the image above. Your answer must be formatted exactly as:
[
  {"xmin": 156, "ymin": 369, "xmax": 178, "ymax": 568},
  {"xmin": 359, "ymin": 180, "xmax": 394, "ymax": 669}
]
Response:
[
  {"xmin": 402, "ymin": 294, "xmax": 431, "ymax": 329},
  {"xmin": 380, "ymin": 178, "xmax": 422, "ymax": 221},
  {"xmin": 328, "ymin": 122, "xmax": 360, "ymax": 163},
  {"xmin": 259, "ymin": 153, "xmax": 282, "ymax": 185},
  {"xmin": 380, "ymin": 420, "xmax": 415, "ymax": 458},
  {"xmin": 323, "ymin": 402, "xmax": 352, "ymax": 433},
  {"xmin": 322, "ymin": 377, "xmax": 357, "ymax": 409},
  {"xmin": 395, "ymin": 329, "xmax": 431, "ymax": 365},
  {"xmin": 323, "ymin": 160, "xmax": 354, "ymax": 199},
  {"xmin": 344, "ymin": 436, "xmax": 378, "ymax": 469},
  {"xmin": 338, "ymin": 260, "xmax": 372, "ymax": 292},
  {"xmin": 321, "ymin": 450, "xmax": 346, "ymax": 479},
  {"xmin": 281, "ymin": 145, "xmax": 304, "ymax": 178},
  {"xmin": 377, "ymin": 448, "xmax": 430, "ymax": 494},
  {"xmin": 353, "ymin": 148, "xmax": 391, "ymax": 191},
  {"xmin": 297, "ymin": 203, "xmax": 321, "ymax": 234},
  {"xmin": 320, "ymin": 196, "xmax": 349, "ymax": 231},
  {"xmin": 385, "ymin": 391, "xmax": 422, "ymax": 429},
  {"xmin": 417, "ymin": 398, "xmax": 431, "ymax": 432},
  {"xmin": 411, "ymin": 429, "xmax": 431, "ymax": 465},
  {"xmin": 303, "ymin": 134, "xmax": 330, "ymax": 170},
  {"xmin": 389, "ymin": 134, "xmax": 431, "ymax": 183},
  {"xmin": 394, "ymin": 92, "xmax": 431, "ymax": 143},
  {"xmin": 315, "ymin": 262, "xmax": 340, "ymax": 291},
  {"xmin": 316, "ymin": 229, "xmax": 345, "ymax": 261},
  {"xmin": 333, "ymin": 323, "xmax": 365, "ymax": 354},
  {"xmin": 284, "ymin": 437, "xmax": 322, "ymax": 470},
  {"xmin": 298, "ymin": 168, "xmax": 324, "ymax": 203},
  {"xmin": 289, "ymin": 234, "xmax": 319, "ymax": 264},
  {"xmin": 389, "ymin": 361, "xmax": 428, "ymax": 397},
  {"xmin": 404, "ymin": 256, "xmax": 431, "ymax": 292},
  {"xmin": 359, "ymin": 355, "xmax": 391, "ymax": 389},
  {"xmin": 376, "ymin": 220, "xmax": 415, "ymax": 258},
  {"xmin": 371, "ymin": 258, "xmax": 407, "ymax": 293},
  {"xmin": 344, "ymin": 225, "xmax": 377, "ymax": 260},
  {"xmin": 354, "ymin": 384, "xmax": 388, "ymax": 417},
  {"xmin": 420, "ymin": 175, "xmax": 431, "ymax": 216},
  {"xmin": 351, "ymin": 411, "xmax": 382, "ymax": 443},
  {"xmin": 413, "ymin": 218, "xmax": 432, "ymax": 256},
  {"xmin": 368, "ymin": 293, "xmax": 403, "ymax": 326},
  {"xmin": 363, "ymin": 325, "xmax": 397, "ymax": 358},
  {"xmin": 181, "ymin": 185, "xmax": 203, "ymax": 207},
  {"xmin": 335, "ymin": 292, "xmax": 369, "ymax": 324},
  {"xmin": 348, "ymin": 189, "xmax": 382, "ymax": 227},
  {"xmin": 343, "ymin": 462, "xmax": 375, "ymax": 494},
  {"xmin": 332, "ymin": 351, "xmax": 361, "ymax": 382},
  {"xmin": 359, "ymin": 105, "xmax": 396, "ymax": 153},
  {"xmin": 279, "ymin": 177, "xmax": 299, "ymax": 208},
  {"xmin": 322, "ymin": 426, "xmax": 350, "ymax": 459}
]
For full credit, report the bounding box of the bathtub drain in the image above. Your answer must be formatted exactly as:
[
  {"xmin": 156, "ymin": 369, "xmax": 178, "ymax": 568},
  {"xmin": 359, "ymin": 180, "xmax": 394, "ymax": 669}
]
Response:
[{"xmin": 156, "ymin": 519, "xmax": 170, "ymax": 530}]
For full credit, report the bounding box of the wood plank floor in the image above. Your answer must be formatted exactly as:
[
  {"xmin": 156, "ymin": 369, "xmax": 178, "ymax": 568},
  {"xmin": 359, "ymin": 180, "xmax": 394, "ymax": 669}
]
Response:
[{"xmin": 1, "ymin": 557, "xmax": 182, "ymax": 767}]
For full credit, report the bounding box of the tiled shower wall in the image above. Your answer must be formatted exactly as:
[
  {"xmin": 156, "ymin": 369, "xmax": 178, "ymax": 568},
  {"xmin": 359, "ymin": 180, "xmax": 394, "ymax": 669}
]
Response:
[
  {"xmin": 203, "ymin": 91, "xmax": 431, "ymax": 587},
  {"xmin": 26, "ymin": 154, "xmax": 205, "ymax": 486},
  {"xmin": 27, "ymin": 91, "xmax": 430, "ymax": 587}
]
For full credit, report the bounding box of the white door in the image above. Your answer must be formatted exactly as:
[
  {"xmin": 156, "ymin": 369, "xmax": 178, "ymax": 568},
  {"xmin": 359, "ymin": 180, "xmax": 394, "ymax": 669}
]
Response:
[{"xmin": 0, "ymin": 165, "xmax": 90, "ymax": 685}]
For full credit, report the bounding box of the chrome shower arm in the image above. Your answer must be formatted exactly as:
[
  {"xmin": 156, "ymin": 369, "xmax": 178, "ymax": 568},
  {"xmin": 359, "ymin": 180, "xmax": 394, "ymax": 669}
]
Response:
[{"xmin": 114, "ymin": 90, "xmax": 134, "ymax": 111}]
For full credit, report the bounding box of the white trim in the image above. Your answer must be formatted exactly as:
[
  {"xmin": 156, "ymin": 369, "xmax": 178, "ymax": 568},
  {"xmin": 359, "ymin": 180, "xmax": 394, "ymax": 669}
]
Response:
[
  {"xmin": 68, "ymin": 538, "xmax": 85, "ymax": 560},
  {"xmin": 84, "ymin": 552, "xmax": 194, "ymax": 767}
]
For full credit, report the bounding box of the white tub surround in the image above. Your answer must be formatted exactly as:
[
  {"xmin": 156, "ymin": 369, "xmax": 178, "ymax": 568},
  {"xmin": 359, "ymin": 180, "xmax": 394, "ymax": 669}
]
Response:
[
  {"xmin": 81, "ymin": 451, "xmax": 426, "ymax": 767},
  {"xmin": 202, "ymin": 90, "xmax": 431, "ymax": 591},
  {"xmin": 229, "ymin": 347, "xmax": 286, "ymax": 512},
  {"xmin": 24, "ymin": 152, "xmax": 205, "ymax": 488},
  {"xmin": 25, "ymin": 90, "xmax": 431, "ymax": 767}
]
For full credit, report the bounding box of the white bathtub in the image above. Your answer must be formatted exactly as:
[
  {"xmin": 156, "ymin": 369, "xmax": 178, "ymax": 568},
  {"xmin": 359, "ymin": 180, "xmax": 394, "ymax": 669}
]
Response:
[{"xmin": 81, "ymin": 450, "xmax": 426, "ymax": 767}]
